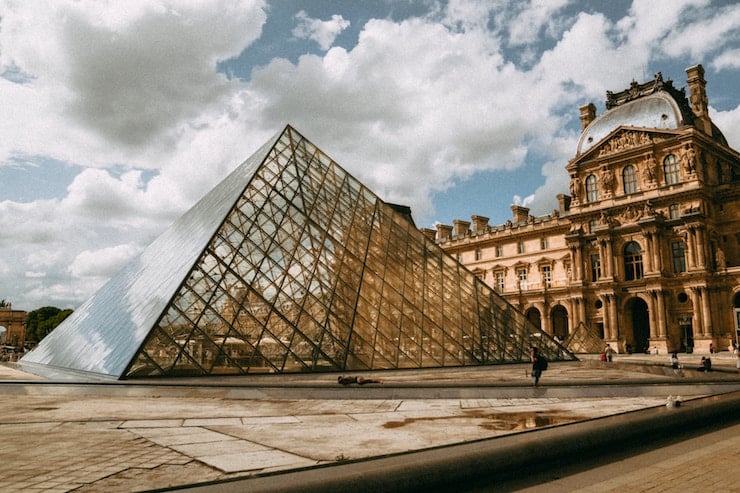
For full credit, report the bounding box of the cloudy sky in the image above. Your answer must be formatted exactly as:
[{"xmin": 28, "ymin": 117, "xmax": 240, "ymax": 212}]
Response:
[{"xmin": 2, "ymin": 0, "xmax": 740, "ymax": 311}]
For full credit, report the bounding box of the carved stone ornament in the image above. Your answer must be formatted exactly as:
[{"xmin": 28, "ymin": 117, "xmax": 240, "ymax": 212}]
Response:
[
  {"xmin": 680, "ymin": 144, "xmax": 697, "ymax": 176},
  {"xmin": 600, "ymin": 166, "xmax": 615, "ymax": 193},
  {"xmin": 597, "ymin": 130, "xmax": 658, "ymax": 157},
  {"xmin": 642, "ymin": 154, "xmax": 658, "ymax": 184},
  {"xmin": 620, "ymin": 205, "xmax": 643, "ymax": 223}
]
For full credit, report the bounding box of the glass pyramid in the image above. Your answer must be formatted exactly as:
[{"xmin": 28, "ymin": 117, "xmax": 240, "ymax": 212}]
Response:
[
  {"xmin": 22, "ymin": 125, "xmax": 573, "ymax": 379},
  {"xmin": 563, "ymin": 322, "xmax": 606, "ymax": 354}
]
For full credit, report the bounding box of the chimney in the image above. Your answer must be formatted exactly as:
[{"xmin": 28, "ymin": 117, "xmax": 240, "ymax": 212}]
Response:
[
  {"xmin": 471, "ymin": 215, "xmax": 489, "ymax": 233},
  {"xmin": 557, "ymin": 193, "xmax": 571, "ymax": 214},
  {"xmin": 436, "ymin": 223, "xmax": 453, "ymax": 242},
  {"xmin": 686, "ymin": 64, "xmax": 712, "ymax": 135},
  {"xmin": 579, "ymin": 103, "xmax": 597, "ymax": 130},
  {"xmin": 420, "ymin": 228, "xmax": 437, "ymax": 242},
  {"xmin": 511, "ymin": 205, "xmax": 530, "ymax": 224},
  {"xmin": 453, "ymin": 219, "xmax": 470, "ymax": 237}
]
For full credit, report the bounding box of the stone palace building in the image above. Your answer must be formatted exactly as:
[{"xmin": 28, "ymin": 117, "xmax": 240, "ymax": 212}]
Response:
[{"xmin": 433, "ymin": 65, "xmax": 740, "ymax": 355}]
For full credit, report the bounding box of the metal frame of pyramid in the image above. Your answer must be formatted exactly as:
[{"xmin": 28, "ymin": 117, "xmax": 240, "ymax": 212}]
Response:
[
  {"xmin": 22, "ymin": 125, "xmax": 574, "ymax": 379},
  {"xmin": 563, "ymin": 321, "xmax": 607, "ymax": 354}
]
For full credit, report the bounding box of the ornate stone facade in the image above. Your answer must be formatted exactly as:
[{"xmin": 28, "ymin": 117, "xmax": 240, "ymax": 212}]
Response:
[
  {"xmin": 0, "ymin": 304, "xmax": 27, "ymax": 348},
  {"xmin": 435, "ymin": 65, "xmax": 740, "ymax": 355}
]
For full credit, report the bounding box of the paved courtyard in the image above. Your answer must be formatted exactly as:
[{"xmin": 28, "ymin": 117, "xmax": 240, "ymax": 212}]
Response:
[{"xmin": 1, "ymin": 353, "xmax": 739, "ymax": 492}]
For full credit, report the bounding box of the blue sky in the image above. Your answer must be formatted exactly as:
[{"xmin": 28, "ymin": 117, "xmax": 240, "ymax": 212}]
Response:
[{"xmin": 1, "ymin": 0, "xmax": 740, "ymax": 310}]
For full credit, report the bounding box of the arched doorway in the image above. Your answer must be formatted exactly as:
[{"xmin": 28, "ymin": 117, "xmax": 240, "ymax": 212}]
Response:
[
  {"xmin": 525, "ymin": 308, "xmax": 542, "ymax": 331},
  {"xmin": 733, "ymin": 292, "xmax": 740, "ymax": 350},
  {"xmin": 625, "ymin": 297, "xmax": 650, "ymax": 353},
  {"xmin": 551, "ymin": 305, "xmax": 569, "ymax": 340}
]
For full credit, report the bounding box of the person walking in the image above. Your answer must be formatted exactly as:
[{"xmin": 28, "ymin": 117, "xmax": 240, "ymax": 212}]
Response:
[
  {"xmin": 530, "ymin": 346, "xmax": 547, "ymax": 386},
  {"xmin": 670, "ymin": 352, "xmax": 683, "ymax": 376},
  {"xmin": 605, "ymin": 344, "xmax": 614, "ymax": 362}
]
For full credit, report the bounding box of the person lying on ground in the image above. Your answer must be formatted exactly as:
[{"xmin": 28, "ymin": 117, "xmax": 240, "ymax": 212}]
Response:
[{"xmin": 337, "ymin": 375, "xmax": 384, "ymax": 385}]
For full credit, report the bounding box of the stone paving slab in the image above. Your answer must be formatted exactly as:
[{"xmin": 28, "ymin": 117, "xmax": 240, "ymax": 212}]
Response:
[{"xmin": 0, "ymin": 358, "xmax": 738, "ymax": 492}]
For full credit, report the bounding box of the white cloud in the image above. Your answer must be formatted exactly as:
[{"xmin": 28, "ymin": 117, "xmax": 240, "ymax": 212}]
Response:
[
  {"xmin": 292, "ymin": 10, "xmax": 350, "ymax": 50},
  {"xmin": 0, "ymin": 1, "xmax": 739, "ymax": 311},
  {"xmin": 506, "ymin": 0, "xmax": 570, "ymax": 47},
  {"xmin": 69, "ymin": 244, "xmax": 141, "ymax": 279},
  {"xmin": 712, "ymin": 105, "xmax": 740, "ymax": 151},
  {"xmin": 659, "ymin": 2, "xmax": 740, "ymax": 61},
  {"xmin": 713, "ymin": 48, "xmax": 740, "ymax": 71}
]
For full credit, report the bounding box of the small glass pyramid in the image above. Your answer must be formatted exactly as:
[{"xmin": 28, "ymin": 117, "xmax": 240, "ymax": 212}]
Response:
[{"xmin": 22, "ymin": 125, "xmax": 573, "ymax": 379}]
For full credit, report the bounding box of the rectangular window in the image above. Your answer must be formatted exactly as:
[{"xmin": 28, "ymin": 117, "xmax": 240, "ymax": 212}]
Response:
[
  {"xmin": 496, "ymin": 245, "xmax": 503, "ymax": 257},
  {"xmin": 590, "ymin": 254, "xmax": 601, "ymax": 282},
  {"xmin": 475, "ymin": 249, "xmax": 482, "ymax": 261},
  {"xmin": 540, "ymin": 238, "xmax": 548, "ymax": 250},
  {"xmin": 518, "ymin": 241, "xmax": 525, "ymax": 254},
  {"xmin": 518, "ymin": 268, "xmax": 528, "ymax": 290},
  {"xmin": 669, "ymin": 204, "xmax": 680, "ymax": 220},
  {"xmin": 672, "ymin": 241, "xmax": 686, "ymax": 273},
  {"xmin": 542, "ymin": 266, "xmax": 552, "ymax": 287},
  {"xmin": 495, "ymin": 272, "xmax": 505, "ymax": 293}
]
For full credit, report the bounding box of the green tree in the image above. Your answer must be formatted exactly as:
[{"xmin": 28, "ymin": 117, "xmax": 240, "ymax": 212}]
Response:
[{"xmin": 25, "ymin": 307, "xmax": 73, "ymax": 343}]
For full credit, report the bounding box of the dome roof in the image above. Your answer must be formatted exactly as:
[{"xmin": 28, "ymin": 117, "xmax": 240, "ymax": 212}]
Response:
[{"xmin": 577, "ymin": 92, "xmax": 687, "ymax": 155}]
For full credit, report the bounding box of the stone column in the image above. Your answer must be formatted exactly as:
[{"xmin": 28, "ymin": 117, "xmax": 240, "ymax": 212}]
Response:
[
  {"xmin": 573, "ymin": 247, "xmax": 583, "ymax": 281},
  {"xmin": 655, "ymin": 290, "xmax": 666, "ymax": 337},
  {"xmin": 690, "ymin": 288, "xmax": 702, "ymax": 333},
  {"xmin": 643, "ymin": 233, "xmax": 654, "ymax": 273},
  {"xmin": 700, "ymin": 287, "xmax": 712, "ymax": 337},
  {"xmin": 685, "ymin": 229, "xmax": 696, "ymax": 269},
  {"xmin": 605, "ymin": 240, "xmax": 614, "ymax": 278},
  {"xmin": 696, "ymin": 228, "xmax": 706, "ymax": 268},
  {"xmin": 542, "ymin": 308, "xmax": 552, "ymax": 336},
  {"xmin": 608, "ymin": 294, "xmax": 619, "ymax": 341},
  {"xmin": 651, "ymin": 233, "xmax": 662, "ymax": 273},
  {"xmin": 600, "ymin": 295, "xmax": 609, "ymax": 339},
  {"xmin": 647, "ymin": 293, "xmax": 658, "ymax": 339}
]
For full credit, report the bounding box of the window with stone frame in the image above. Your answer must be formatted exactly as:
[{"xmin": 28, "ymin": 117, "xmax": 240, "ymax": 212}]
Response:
[
  {"xmin": 663, "ymin": 153, "xmax": 681, "ymax": 185},
  {"xmin": 672, "ymin": 240, "xmax": 686, "ymax": 273},
  {"xmin": 495, "ymin": 245, "xmax": 503, "ymax": 257},
  {"xmin": 517, "ymin": 241, "xmax": 525, "ymax": 254},
  {"xmin": 623, "ymin": 164, "xmax": 638, "ymax": 194},
  {"xmin": 624, "ymin": 241, "xmax": 644, "ymax": 281},
  {"xmin": 475, "ymin": 248, "xmax": 482, "ymax": 261},
  {"xmin": 541, "ymin": 265, "xmax": 552, "ymax": 288},
  {"xmin": 518, "ymin": 268, "xmax": 528, "ymax": 290},
  {"xmin": 590, "ymin": 253, "xmax": 602, "ymax": 282},
  {"xmin": 586, "ymin": 174, "xmax": 599, "ymax": 202},
  {"xmin": 669, "ymin": 203, "xmax": 680, "ymax": 220},
  {"xmin": 494, "ymin": 271, "xmax": 505, "ymax": 293}
]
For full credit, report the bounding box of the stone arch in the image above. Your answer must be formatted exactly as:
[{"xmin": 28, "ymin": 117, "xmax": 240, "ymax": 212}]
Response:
[
  {"xmin": 733, "ymin": 291, "xmax": 740, "ymax": 348},
  {"xmin": 550, "ymin": 305, "xmax": 569, "ymax": 340},
  {"xmin": 525, "ymin": 307, "xmax": 542, "ymax": 331},
  {"xmin": 622, "ymin": 296, "xmax": 650, "ymax": 354}
]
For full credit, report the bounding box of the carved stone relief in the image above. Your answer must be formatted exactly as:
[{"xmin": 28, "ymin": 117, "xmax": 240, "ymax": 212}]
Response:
[
  {"xmin": 641, "ymin": 154, "xmax": 658, "ymax": 188},
  {"xmin": 597, "ymin": 130, "xmax": 659, "ymax": 157},
  {"xmin": 680, "ymin": 144, "xmax": 697, "ymax": 177}
]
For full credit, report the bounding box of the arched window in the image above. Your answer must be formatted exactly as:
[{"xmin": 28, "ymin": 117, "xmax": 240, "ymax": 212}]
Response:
[
  {"xmin": 624, "ymin": 241, "xmax": 643, "ymax": 281},
  {"xmin": 623, "ymin": 165, "xmax": 638, "ymax": 194},
  {"xmin": 585, "ymin": 174, "xmax": 599, "ymax": 202},
  {"xmin": 663, "ymin": 154, "xmax": 681, "ymax": 185}
]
